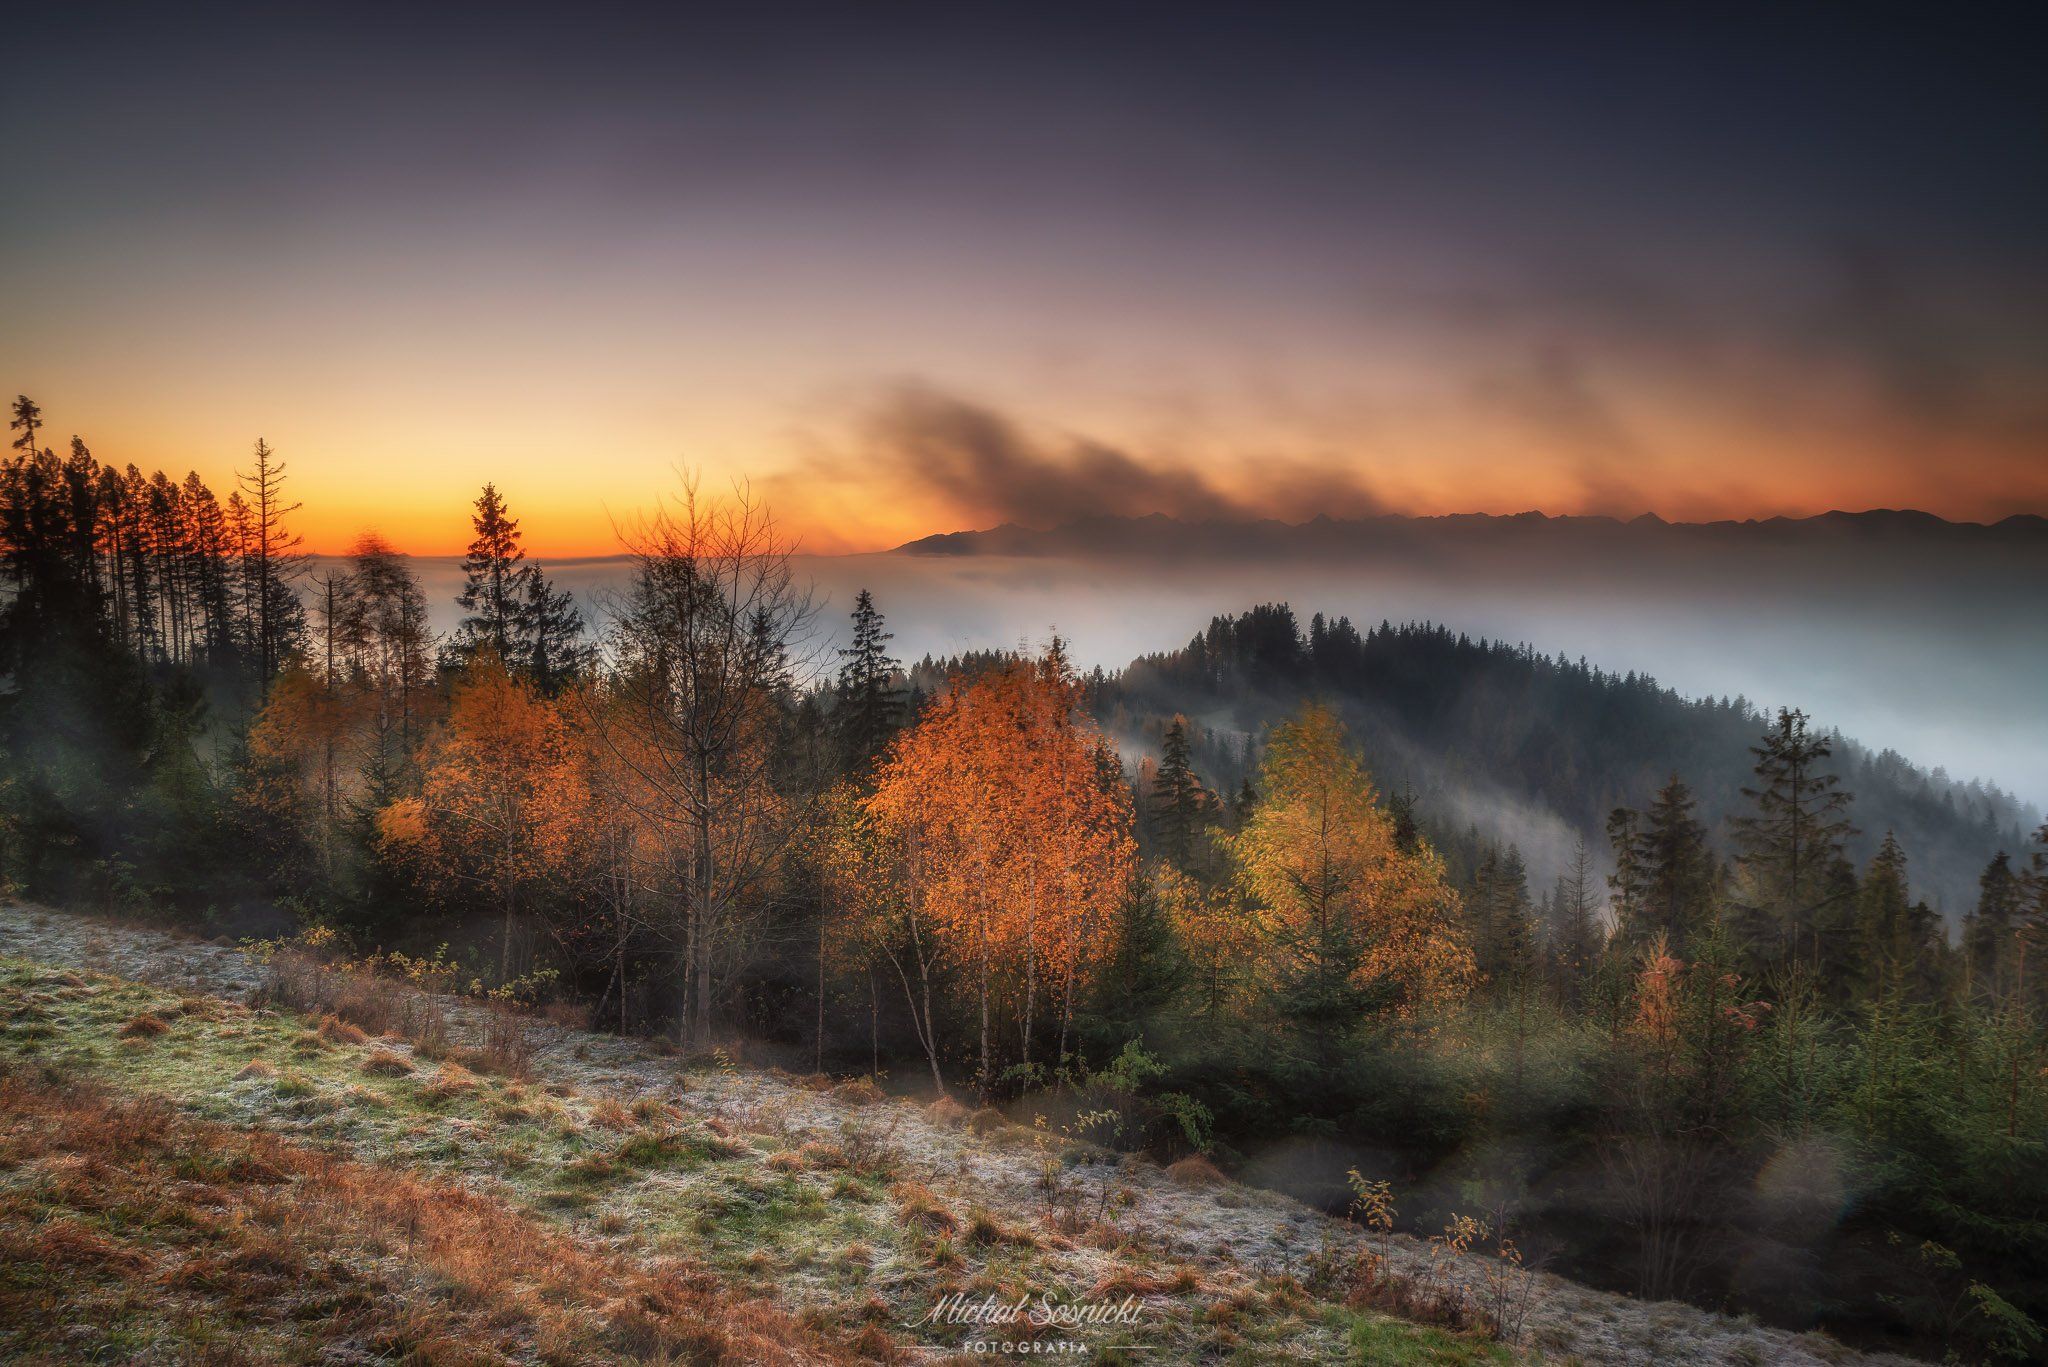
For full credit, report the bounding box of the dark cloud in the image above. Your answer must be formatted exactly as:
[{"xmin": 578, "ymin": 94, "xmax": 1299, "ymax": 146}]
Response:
[{"xmin": 844, "ymin": 383, "xmax": 1384, "ymax": 529}]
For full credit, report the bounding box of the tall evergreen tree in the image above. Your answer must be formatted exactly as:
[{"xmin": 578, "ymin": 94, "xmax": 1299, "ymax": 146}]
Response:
[
  {"xmin": 1150, "ymin": 715, "xmax": 1206, "ymax": 868},
  {"xmin": 1730, "ymin": 708, "xmax": 1856, "ymax": 973},
  {"xmin": 449, "ymin": 484, "xmax": 587, "ymax": 690},
  {"xmin": 1086, "ymin": 864, "xmax": 1189, "ymax": 1052},
  {"xmin": 1608, "ymin": 775, "xmax": 1718, "ymax": 954},
  {"xmin": 1854, "ymin": 832, "xmax": 1939, "ymax": 1000},
  {"xmin": 234, "ymin": 438, "xmax": 307, "ymax": 680},
  {"xmin": 834, "ymin": 589, "xmax": 901, "ymax": 770},
  {"xmin": 1469, "ymin": 843, "xmax": 1536, "ymax": 986},
  {"xmin": 8, "ymin": 395, "xmax": 43, "ymax": 460},
  {"xmin": 1548, "ymin": 837, "xmax": 1602, "ymax": 997},
  {"xmin": 1964, "ymin": 852, "xmax": 2024, "ymax": 1002},
  {"xmin": 453, "ymin": 483, "xmax": 526, "ymax": 661},
  {"xmin": 1386, "ymin": 785, "xmax": 1421, "ymax": 853},
  {"xmin": 520, "ymin": 568, "xmax": 589, "ymax": 693}
]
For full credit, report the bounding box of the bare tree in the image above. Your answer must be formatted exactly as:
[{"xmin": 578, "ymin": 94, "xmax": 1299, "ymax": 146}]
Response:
[{"xmin": 592, "ymin": 476, "xmax": 819, "ymax": 1046}]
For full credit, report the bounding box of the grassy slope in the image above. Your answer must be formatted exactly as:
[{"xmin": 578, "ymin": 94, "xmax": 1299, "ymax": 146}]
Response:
[{"xmin": 0, "ymin": 953, "xmax": 1508, "ymax": 1365}]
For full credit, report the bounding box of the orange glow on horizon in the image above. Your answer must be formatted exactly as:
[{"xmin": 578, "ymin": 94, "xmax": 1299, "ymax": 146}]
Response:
[{"xmin": 25, "ymin": 380, "xmax": 2046, "ymax": 561}]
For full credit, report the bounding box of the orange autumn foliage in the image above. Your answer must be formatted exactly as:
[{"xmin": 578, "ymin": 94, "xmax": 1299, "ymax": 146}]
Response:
[
  {"xmin": 396, "ymin": 653, "xmax": 586, "ymax": 972},
  {"xmin": 861, "ymin": 650, "xmax": 1135, "ymax": 1088}
]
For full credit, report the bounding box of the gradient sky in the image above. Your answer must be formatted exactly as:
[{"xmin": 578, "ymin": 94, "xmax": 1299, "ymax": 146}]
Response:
[{"xmin": 5, "ymin": 2, "xmax": 2045, "ymax": 553}]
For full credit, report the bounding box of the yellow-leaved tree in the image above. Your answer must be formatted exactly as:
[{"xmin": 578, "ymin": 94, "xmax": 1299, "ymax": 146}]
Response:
[
  {"xmin": 392, "ymin": 651, "xmax": 584, "ymax": 979},
  {"xmin": 1226, "ymin": 703, "xmax": 1472, "ymax": 1074}
]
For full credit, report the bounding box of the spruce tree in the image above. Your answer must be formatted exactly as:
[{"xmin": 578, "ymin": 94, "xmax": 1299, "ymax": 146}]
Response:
[
  {"xmin": 1471, "ymin": 844, "xmax": 1536, "ymax": 987},
  {"xmin": 233, "ymin": 438, "xmax": 307, "ymax": 681},
  {"xmin": 1086, "ymin": 865, "xmax": 1189, "ymax": 1051},
  {"xmin": 451, "ymin": 484, "xmax": 586, "ymax": 690},
  {"xmin": 520, "ymin": 568, "xmax": 589, "ymax": 693},
  {"xmin": 1549, "ymin": 837, "xmax": 1601, "ymax": 997},
  {"xmin": 1855, "ymin": 832, "xmax": 1938, "ymax": 1000},
  {"xmin": 1387, "ymin": 785, "xmax": 1421, "ymax": 853},
  {"xmin": 1609, "ymin": 775, "xmax": 1717, "ymax": 954},
  {"xmin": 454, "ymin": 483, "xmax": 525, "ymax": 661},
  {"xmin": 1151, "ymin": 715, "xmax": 1205, "ymax": 868},
  {"xmin": 1965, "ymin": 852, "xmax": 2023, "ymax": 1002},
  {"xmin": 834, "ymin": 588, "xmax": 901, "ymax": 771},
  {"xmin": 1730, "ymin": 707, "xmax": 1856, "ymax": 975}
]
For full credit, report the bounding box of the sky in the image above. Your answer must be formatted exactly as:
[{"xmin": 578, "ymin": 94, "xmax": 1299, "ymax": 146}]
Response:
[{"xmin": 4, "ymin": 2, "xmax": 2046, "ymax": 554}]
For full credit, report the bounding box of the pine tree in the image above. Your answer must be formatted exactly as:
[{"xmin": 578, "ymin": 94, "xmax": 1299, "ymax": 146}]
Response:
[
  {"xmin": 1964, "ymin": 852, "xmax": 2024, "ymax": 1002},
  {"xmin": 1230, "ymin": 777, "xmax": 1257, "ymax": 831},
  {"xmin": 1854, "ymin": 832, "xmax": 1939, "ymax": 1000},
  {"xmin": 453, "ymin": 483, "xmax": 526, "ymax": 662},
  {"xmin": 1608, "ymin": 775, "xmax": 1717, "ymax": 955},
  {"xmin": 1086, "ymin": 863, "xmax": 1189, "ymax": 1051},
  {"xmin": 834, "ymin": 589, "xmax": 901, "ymax": 771},
  {"xmin": 8, "ymin": 395, "xmax": 42, "ymax": 460},
  {"xmin": 234, "ymin": 438, "xmax": 307, "ymax": 680},
  {"xmin": 1150, "ymin": 715, "xmax": 1206, "ymax": 868},
  {"xmin": 1549, "ymin": 837, "xmax": 1601, "ymax": 997},
  {"xmin": 520, "ymin": 568, "xmax": 589, "ymax": 694},
  {"xmin": 450, "ymin": 484, "xmax": 587, "ymax": 691},
  {"xmin": 1387, "ymin": 786, "xmax": 1421, "ymax": 853},
  {"xmin": 1469, "ymin": 844, "xmax": 1536, "ymax": 987},
  {"xmin": 1730, "ymin": 707, "xmax": 1856, "ymax": 975}
]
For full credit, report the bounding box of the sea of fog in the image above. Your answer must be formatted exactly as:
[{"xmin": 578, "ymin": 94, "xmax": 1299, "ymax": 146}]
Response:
[{"xmin": 326, "ymin": 550, "xmax": 2048, "ymax": 813}]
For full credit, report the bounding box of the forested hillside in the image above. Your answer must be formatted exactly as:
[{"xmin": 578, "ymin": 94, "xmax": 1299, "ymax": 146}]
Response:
[{"xmin": 1075, "ymin": 605, "xmax": 2038, "ymax": 916}]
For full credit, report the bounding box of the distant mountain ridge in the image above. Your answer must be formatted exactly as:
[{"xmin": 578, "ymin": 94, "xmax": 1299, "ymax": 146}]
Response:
[{"xmin": 895, "ymin": 509, "xmax": 2048, "ymax": 557}]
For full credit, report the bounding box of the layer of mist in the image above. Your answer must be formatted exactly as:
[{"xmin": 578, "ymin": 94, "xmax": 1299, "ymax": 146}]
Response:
[{"xmin": 355, "ymin": 540, "xmax": 2048, "ymax": 816}]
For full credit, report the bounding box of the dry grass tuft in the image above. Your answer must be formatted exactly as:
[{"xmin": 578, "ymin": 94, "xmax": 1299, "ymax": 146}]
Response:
[
  {"xmin": 630, "ymin": 1095, "xmax": 678, "ymax": 1125},
  {"xmin": 798, "ymin": 1141, "xmax": 848, "ymax": 1170},
  {"xmin": 317, "ymin": 1013, "xmax": 368, "ymax": 1045},
  {"xmin": 1165, "ymin": 1154, "xmax": 1227, "ymax": 1187},
  {"xmin": 964, "ymin": 1207, "xmax": 1037, "ymax": 1248},
  {"xmin": 540, "ymin": 999, "xmax": 591, "ymax": 1031},
  {"xmin": 848, "ymin": 1322, "xmax": 899, "ymax": 1361},
  {"xmin": 422, "ymin": 1062, "xmax": 478, "ymax": 1103},
  {"xmin": 359, "ymin": 1049, "xmax": 415, "ymax": 1077},
  {"xmin": 590, "ymin": 1096, "xmax": 634, "ymax": 1129},
  {"xmin": 830, "ymin": 1076, "xmax": 885, "ymax": 1107},
  {"xmin": 1087, "ymin": 1267, "xmax": 1188, "ymax": 1300},
  {"xmin": 890, "ymin": 1181, "xmax": 959, "ymax": 1237},
  {"xmin": 118, "ymin": 1013, "xmax": 169, "ymax": 1039}
]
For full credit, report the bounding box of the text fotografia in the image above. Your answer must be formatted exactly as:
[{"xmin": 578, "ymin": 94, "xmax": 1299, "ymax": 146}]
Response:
[{"xmin": 914, "ymin": 1291, "xmax": 1145, "ymax": 1347}]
